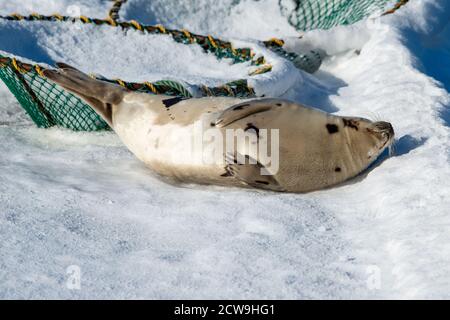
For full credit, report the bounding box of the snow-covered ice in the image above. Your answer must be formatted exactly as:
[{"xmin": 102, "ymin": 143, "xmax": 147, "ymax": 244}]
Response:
[
  {"xmin": 0, "ymin": 0, "xmax": 449, "ymax": 299},
  {"xmin": 0, "ymin": 0, "xmax": 110, "ymax": 20}
]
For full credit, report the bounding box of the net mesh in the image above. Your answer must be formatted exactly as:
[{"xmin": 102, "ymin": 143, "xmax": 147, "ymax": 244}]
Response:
[
  {"xmin": 279, "ymin": 0, "xmax": 399, "ymax": 30},
  {"xmin": 0, "ymin": 61, "xmax": 109, "ymax": 131},
  {"xmin": 0, "ymin": 0, "xmax": 408, "ymax": 131}
]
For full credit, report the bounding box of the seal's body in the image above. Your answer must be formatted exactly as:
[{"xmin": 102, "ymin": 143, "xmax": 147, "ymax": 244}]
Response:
[{"xmin": 44, "ymin": 64, "xmax": 394, "ymax": 193}]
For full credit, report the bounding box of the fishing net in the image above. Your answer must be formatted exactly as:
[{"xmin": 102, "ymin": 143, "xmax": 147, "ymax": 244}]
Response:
[{"xmin": 279, "ymin": 0, "xmax": 406, "ymax": 31}]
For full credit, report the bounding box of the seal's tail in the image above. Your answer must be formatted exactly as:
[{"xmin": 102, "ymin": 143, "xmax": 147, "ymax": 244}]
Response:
[{"xmin": 43, "ymin": 63, "xmax": 126, "ymax": 127}]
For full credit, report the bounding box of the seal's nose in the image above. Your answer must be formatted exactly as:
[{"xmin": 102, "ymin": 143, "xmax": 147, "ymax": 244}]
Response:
[{"xmin": 373, "ymin": 121, "xmax": 395, "ymax": 138}]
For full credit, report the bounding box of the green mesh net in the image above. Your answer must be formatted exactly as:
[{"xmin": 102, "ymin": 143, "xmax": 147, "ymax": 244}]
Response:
[
  {"xmin": 0, "ymin": 0, "xmax": 407, "ymax": 131},
  {"xmin": 279, "ymin": 0, "xmax": 399, "ymax": 30},
  {"xmin": 0, "ymin": 60, "xmax": 108, "ymax": 131}
]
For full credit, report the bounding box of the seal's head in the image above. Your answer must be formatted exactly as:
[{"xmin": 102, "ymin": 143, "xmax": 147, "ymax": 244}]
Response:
[
  {"xmin": 366, "ymin": 121, "xmax": 395, "ymax": 155},
  {"xmin": 338, "ymin": 117, "xmax": 395, "ymax": 166}
]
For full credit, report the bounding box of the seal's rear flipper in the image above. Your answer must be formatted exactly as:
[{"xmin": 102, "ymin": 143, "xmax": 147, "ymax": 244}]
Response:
[
  {"xmin": 224, "ymin": 153, "xmax": 284, "ymax": 192},
  {"xmin": 43, "ymin": 63, "xmax": 127, "ymax": 127}
]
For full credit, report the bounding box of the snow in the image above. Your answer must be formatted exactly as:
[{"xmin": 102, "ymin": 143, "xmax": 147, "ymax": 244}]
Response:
[
  {"xmin": 121, "ymin": 0, "xmax": 299, "ymax": 39},
  {"xmin": 1, "ymin": 0, "xmax": 449, "ymax": 299},
  {"xmin": 0, "ymin": 0, "xmax": 110, "ymax": 19}
]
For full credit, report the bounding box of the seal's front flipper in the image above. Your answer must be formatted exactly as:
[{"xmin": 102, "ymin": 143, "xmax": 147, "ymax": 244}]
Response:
[
  {"xmin": 224, "ymin": 153, "xmax": 284, "ymax": 192},
  {"xmin": 215, "ymin": 99, "xmax": 283, "ymax": 127}
]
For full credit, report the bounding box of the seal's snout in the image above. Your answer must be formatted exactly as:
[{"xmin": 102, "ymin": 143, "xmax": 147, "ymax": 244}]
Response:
[{"xmin": 372, "ymin": 121, "xmax": 395, "ymax": 139}]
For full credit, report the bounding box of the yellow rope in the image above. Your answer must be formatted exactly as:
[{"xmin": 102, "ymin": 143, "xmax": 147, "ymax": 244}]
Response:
[
  {"xmin": 11, "ymin": 58, "xmax": 27, "ymax": 73},
  {"xmin": 34, "ymin": 65, "xmax": 45, "ymax": 77},
  {"xmin": 52, "ymin": 14, "xmax": 64, "ymax": 21},
  {"xmin": 144, "ymin": 81, "xmax": 158, "ymax": 94},
  {"xmin": 155, "ymin": 24, "xmax": 167, "ymax": 34},
  {"xmin": 11, "ymin": 13, "xmax": 24, "ymax": 20},
  {"xmin": 222, "ymin": 85, "xmax": 235, "ymax": 96},
  {"xmin": 383, "ymin": 0, "xmax": 409, "ymax": 15},
  {"xmin": 182, "ymin": 29, "xmax": 194, "ymax": 43},
  {"xmin": 268, "ymin": 38, "xmax": 285, "ymax": 47},
  {"xmin": 249, "ymin": 64, "xmax": 272, "ymax": 76},
  {"xmin": 116, "ymin": 79, "xmax": 126, "ymax": 87},
  {"xmin": 30, "ymin": 13, "xmax": 42, "ymax": 19},
  {"xmin": 79, "ymin": 16, "xmax": 90, "ymax": 24},
  {"xmin": 130, "ymin": 20, "xmax": 143, "ymax": 31},
  {"xmin": 109, "ymin": 0, "xmax": 127, "ymax": 21},
  {"xmin": 202, "ymin": 85, "xmax": 213, "ymax": 96},
  {"xmin": 208, "ymin": 35, "xmax": 218, "ymax": 48},
  {"xmin": 106, "ymin": 17, "xmax": 117, "ymax": 26}
]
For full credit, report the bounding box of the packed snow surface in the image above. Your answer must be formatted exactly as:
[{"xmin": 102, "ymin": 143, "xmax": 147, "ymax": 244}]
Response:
[{"xmin": 0, "ymin": 0, "xmax": 449, "ymax": 299}]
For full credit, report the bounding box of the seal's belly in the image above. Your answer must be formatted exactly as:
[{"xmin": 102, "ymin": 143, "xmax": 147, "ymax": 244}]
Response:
[
  {"xmin": 148, "ymin": 121, "xmax": 227, "ymax": 181},
  {"xmin": 112, "ymin": 97, "xmax": 237, "ymax": 183}
]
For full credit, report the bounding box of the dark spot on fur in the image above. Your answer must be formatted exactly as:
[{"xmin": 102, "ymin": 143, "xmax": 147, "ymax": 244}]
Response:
[
  {"xmin": 221, "ymin": 171, "xmax": 232, "ymax": 177},
  {"xmin": 255, "ymin": 180, "xmax": 269, "ymax": 185},
  {"xmin": 162, "ymin": 97, "xmax": 185, "ymax": 109},
  {"xmin": 210, "ymin": 122, "xmax": 216, "ymax": 127},
  {"xmin": 244, "ymin": 123, "xmax": 260, "ymax": 138},
  {"xmin": 326, "ymin": 124, "xmax": 339, "ymax": 134},
  {"xmin": 233, "ymin": 104, "xmax": 250, "ymax": 110},
  {"xmin": 105, "ymin": 103, "xmax": 112, "ymax": 116},
  {"xmin": 230, "ymin": 157, "xmax": 239, "ymax": 164},
  {"xmin": 335, "ymin": 167, "xmax": 341, "ymax": 172},
  {"xmin": 276, "ymin": 103, "xmax": 282, "ymax": 106},
  {"xmin": 343, "ymin": 119, "xmax": 359, "ymax": 130}
]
